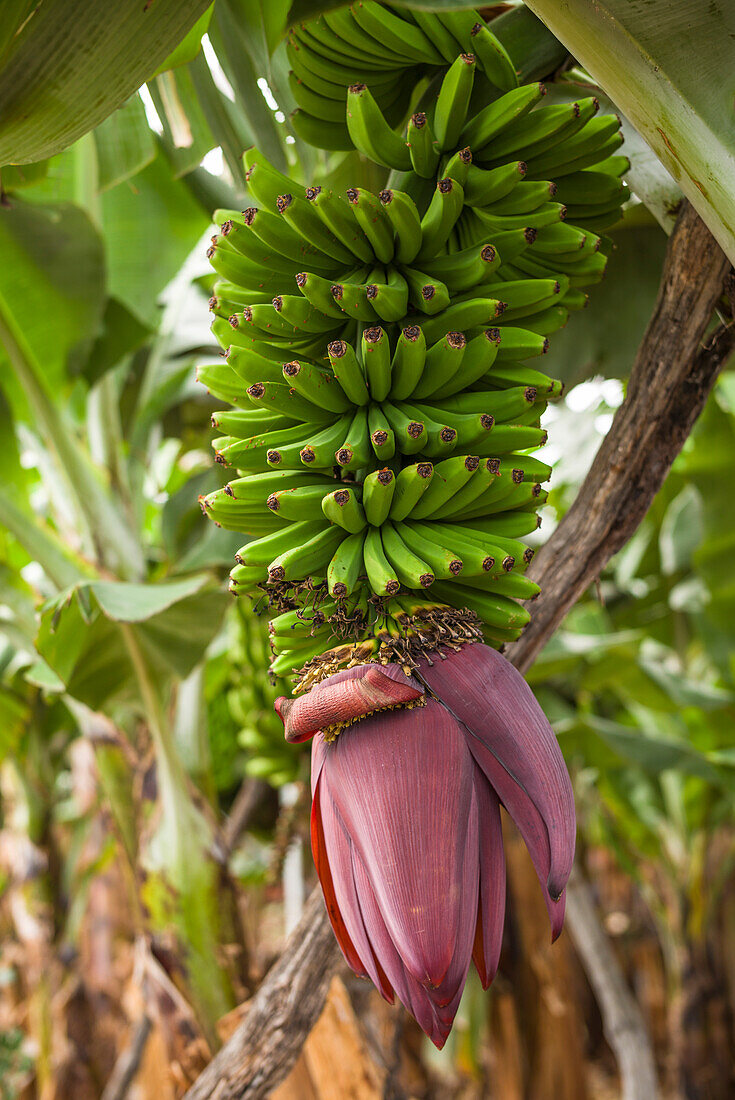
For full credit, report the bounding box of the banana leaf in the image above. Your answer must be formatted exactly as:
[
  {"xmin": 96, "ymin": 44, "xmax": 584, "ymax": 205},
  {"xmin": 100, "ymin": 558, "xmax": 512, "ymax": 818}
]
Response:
[
  {"xmin": 523, "ymin": 0, "xmax": 735, "ymax": 265},
  {"xmin": 0, "ymin": 0, "xmax": 212, "ymax": 164}
]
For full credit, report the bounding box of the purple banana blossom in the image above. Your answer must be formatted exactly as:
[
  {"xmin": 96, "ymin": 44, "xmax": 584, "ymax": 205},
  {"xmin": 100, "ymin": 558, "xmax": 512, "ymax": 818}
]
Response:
[{"xmin": 275, "ymin": 642, "xmax": 575, "ymax": 1048}]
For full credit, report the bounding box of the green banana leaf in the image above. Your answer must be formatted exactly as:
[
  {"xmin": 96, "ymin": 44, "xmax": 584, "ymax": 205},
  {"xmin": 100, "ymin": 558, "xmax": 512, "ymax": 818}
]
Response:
[
  {"xmin": 0, "ymin": 199, "xmax": 106, "ymax": 405},
  {"xmin": 36, "ymin": 579, "xmax": 229, "ymax": 710},
  {"xmin": 0, "ymin": 0, "xmax": 212, "ymax": 165},
  {"xmin": 523, "ymin": 0, "xmax": 735, "ymax": 265}
]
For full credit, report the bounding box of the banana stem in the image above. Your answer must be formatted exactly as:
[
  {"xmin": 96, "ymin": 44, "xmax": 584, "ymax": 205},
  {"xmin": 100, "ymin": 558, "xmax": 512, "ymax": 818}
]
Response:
[{"xmin": 0, "ymin": 303, "xmax": 146, "ymax": 581}]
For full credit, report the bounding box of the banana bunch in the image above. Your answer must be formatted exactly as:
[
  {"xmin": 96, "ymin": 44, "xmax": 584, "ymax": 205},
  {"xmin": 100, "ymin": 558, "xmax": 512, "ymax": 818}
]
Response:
[
  {"xmin": 197, "ymin": 5, "xmax": 624, "ymax": 683},
  {"xmin": 227, "ymin": 601, "xmax": 303, "ymax": 785},
  {"xmin": 287, "ymin": 3, "xmax": 627, "ymax": 295},
  {"xmin": 288, "ymin": 2, "xmax": 517, "ymax": 150},
  {"xmin": 343, "ymin": 63, "xmax": 626, "ymax": 291}
]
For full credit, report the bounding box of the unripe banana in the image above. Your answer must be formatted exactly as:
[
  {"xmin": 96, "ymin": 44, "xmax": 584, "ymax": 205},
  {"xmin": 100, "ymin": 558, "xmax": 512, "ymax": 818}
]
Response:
[
  {"xmin": 327, "ymin": 339, "xmax": 370, "ymax": 406},
  {"xmin": 381, "ymin": 521, "xmax": 435, "ymax": 589},
  {"xmin": 363, "ymin": 468, "xmax": 396, "ymax": 526},
  {"xmin": 361, "ymin": 326, "xmax": 392, "ymax": 401},
  {"xmin": 389, "ymin": 461, "xmax": 434, "ymax": 520},
  {"xmin": 281, "ymin": 360, "xmax": 352, "ymax": 413},
  {"xmin": 363, "ymin": 526, "xmax": 400, "ymax": 597},
  {"xmin": 321, "ymin": 487, "xmax": 368, "ymax": 532},
  {"xmin": 433, "ymin": 54, "xmax": 476, "ymax": 151},
  {"xmin": 407, "ymin": 111, "xmax": 440, "ymax": 179},
  {"xmin": 346, "ymin": 83, "xmax": 411, "ymax": 170},
  {"xmin": 390, "ymin": 325, "xmax": 426, "ymax": 399},
  {"xmin": 328, "ymin": 530, "xmax": 366, "ymax": 598},
  {"xmin": 367, "ymin": 404, "xmax": 396, "ymax": 460}
]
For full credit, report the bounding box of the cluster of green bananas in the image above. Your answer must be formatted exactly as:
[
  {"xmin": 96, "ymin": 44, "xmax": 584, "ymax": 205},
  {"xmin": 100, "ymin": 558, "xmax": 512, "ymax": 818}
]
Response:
[
  {"xmin": 226, "ymin": 601, "xmax": 302, "ymax": 785},
  {"xmin": 288, "ymin": 3, "xmax": 519, "ymax": 149},
  {"xmin": 199, "ymin": 3, "xmax": 627, "ymax": 681}
]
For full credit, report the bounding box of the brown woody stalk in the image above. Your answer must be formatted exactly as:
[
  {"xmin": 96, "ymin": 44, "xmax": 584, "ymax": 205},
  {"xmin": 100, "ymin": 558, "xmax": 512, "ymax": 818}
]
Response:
[{"xmin": 185, "ymin": 202, "xmax": 733, "ymax": 1100}]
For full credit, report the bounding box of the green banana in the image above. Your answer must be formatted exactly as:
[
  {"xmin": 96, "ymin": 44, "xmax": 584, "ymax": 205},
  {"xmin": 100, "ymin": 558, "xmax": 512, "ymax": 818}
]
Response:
[
  {"xmin": 431, "ymin": 581, "xmax": 531, "ymax": 632},
  {"xmin": 413, "ymin": 295, "xmax": 503, "ymax": 344},
  {"xmin": 417, "ymin": 178, "xmax": 465, "ymax": 260},
  {"xmin": 216, "ymin": 344, "xmax": 283, "ymax": 385},
  {"xmin": 327, "ymin": 338, "xmax": 370, "ymax": 405},
  {"xmin": 349, "ymin": 2, "xmax": 444, "ymax": 64},
  {"xmin": 468, "ymin": 20, "xmax": 518, "ymax": 90},
  {"xmin": 361, "ymin": 326, "xmax": 392, "ymax": 401},
  {"xmin": 366, "ymin": 268, "xmax": 410, "ymax": 322},
  {"xmin": 378, "ymin": 189, "xmax": 422, "ymax": 263},
  {"xmin": 281, "ymin": 360, "xmax": 352, "ymax": 414},
  {"xmin": 421, "ymin": 243, "xmax": 499, "ymax": 295},
  {"xmin": 522, "ymin": 115, "xmax": 624, "ymax": 178},
  {"xmin": 328, "ymin": 530, "xmax": 366, "ymax": 598},
  {"xmin": 428, "ymin": 330, "xmax": 500, "ymax": 399},
  {"xmin": 272, "ymin": 295, "xmax": 342, "ymax": 334},
  {"xmin": 345, "ymin": 188, "xmax": 394, "ymax": 262},
  {"xmin": 269, "ymin": 416, "xmax": 351, "ymax": 469},
  {"xmin": 409, "ymin": 454, "xmax": 480, "ymax": 519},
  {"xmin": 365, "ymin": 405, "xmax": 394, "ymax": 461},
  {"xmin": 411, "ymin": 332, "xmax": 467, "ymax": 399},
  {"xmin": 409, "ymin": 8, "xmax": 462, "ymax": 62},
  {"xmin": 321, "ymin": 487, "xmax": 368, "ymax": 532},
  {"xmin": 493, "ymin": 277, "xmax": 566, "ymax": 320},
  {"xmin": 381, "ymin": 521, "xmax": 435, "ymax": 589},
  {"xmin": 506, "ymin": 304, "xmax": 569, "ymax": 336},
  {"xmin": 229, "ymin": 561, "xmax": 269, "ymax": 591},
  {"xmin": 335, "ymin": 407, "xmax": 371, "ymax": 469},
  {"xmin": 277, "ymin": 192, "xmax": 356, "ymax": 265},
  {"xmin": 197, "ymin": 363, "xmax": 250, "ymax": 406},
  {"xmin": 401, "ymin": 267, "xmax": 451, "ymax": 315},
  {"xmin": 486, "ymin": 98, "xmax": 600, "ymax": 161},
  {"xmin": 306, "ymin": 186, "xmax": 374, "ymax": 262},
  {"xmin": 243, "ymin": 147, "xmax": 300, "ymax": 208},
  {"xmin": 389, "ymin": 461, "xmax": 434, "ymax": 521},
  {"xmin": 487, "ymin": 180, "xmax": 558, "ymax": 215},
  {"xmin": 216, "ymin": 423, "xmax": 313, "ymax": 470},
  {"xmin": 395, "ymin": 401, "xmax": 461, "ymax": 457},
  {"xmin": 425, "ymin": 457, "xmax": 504, "ymax": 518},
  {"xmin": 210, "ymin": 407, "xmax": 290, "ymax": 438},
  {"xmin": 291, "ymin": 107, "xmax": 352, "ymax": 151},
  {"xmin": 268, "ymin": 525, "xmax": 346, "ymax": 583},
  {"xmin": 473, "ymin": 423, "xmax": 547, "ymax": 455},
  {"xmin": 390, "ymin": 324, "xmax": 426, "ymax": 400},
  {"xmin": 381, "ymin": 402, "xmax": 428, "ymax": 454},
  {"xmin": 459, "ymin": 571, "xmax": 540, "ymax": 600},
  {"xmin": 267, "ymin": 483, "xmax": 334, "ymax": 520},
  {"xmin": 242, "ymin": 207, "xmax": 340, "ymax": 273},
  {"xmin": 407, "ymin": 111, "xmax": 440, "ymax": 179},
  {"xmin": 346, "ymin": 83, "xmax": 411, "ymax": 170},
  {"xmin": 362, "ymin": 467, "xmax": 396, "ymax": 526},
  {"xmin": 236, "ymin": 520, "xmax": 325, "ymax": 567},
  {"xmin": 441, "ymin": 147, "xmax": 473, "ymax": 188},
  {"xmin": 246, "ymin": 381, "xmax": 335, "ymax": 423},
  {"xmin": 363, "ymin": 526, "xmax": 401, "ymax": 597},
  {"xmin": 295, "ymin": 270, "xmax": 353, "ymax": 319},
  {"xmin": 460, "ymin": 82, "xmax": 546, "ymax": 150},
  {"xmin": 395, "ymin": 522, "xmax": 463, "ymax": 578},
  {"xmin": 408, "ymin": 520, "xmax": 501, "ymax": 577},
  {"xmin": 463, "ymin": 161, "xmax": 527, "ymax": 207},
  {"xmin": 433, "ymin": 53, "xmax": 476, "ymax": 151},
  {"xmin": 331, "ymin": 276, "xmax": 380, "ymax": 322},
  {"xmin": 494, "ymin": 327, "xmax": 550, "ymax": 361}
]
